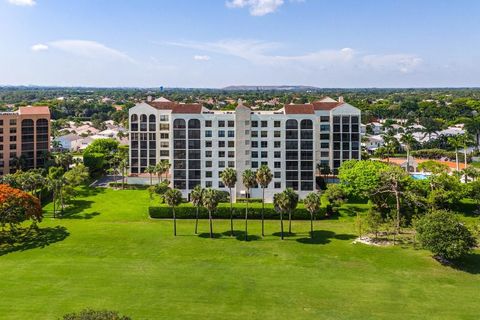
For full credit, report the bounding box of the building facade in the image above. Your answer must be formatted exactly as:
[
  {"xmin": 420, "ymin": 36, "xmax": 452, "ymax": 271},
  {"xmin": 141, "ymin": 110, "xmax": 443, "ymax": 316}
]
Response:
[
  {"xmin": 129, "ymin": 97, "xmax": 360, "ymax": 201},
  {"xmin": 0, "ymin": 106, "xmax": 51, "ymax": 175}
]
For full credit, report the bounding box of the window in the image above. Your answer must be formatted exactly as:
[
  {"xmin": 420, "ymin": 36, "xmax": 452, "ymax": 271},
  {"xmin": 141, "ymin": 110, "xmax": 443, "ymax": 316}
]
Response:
[
  {"xmin": 218, "ymin": 120, "xmax": 225, "ymax": 127},
  {"xmin": 321, "ymin": 142, "xmax": 329, "ymax": 148},
  {"xmin": 9, "ymin": 136, "xmax": 16, "ymax": 142},
  {"xmin": 228, "ymin": 130, "xmax": 235, "ymax": 138},
  {"xmin": 228, "ymin": 121, "xmax": 235, "ymax": 127},
  {"xmin": 10, "ymin": 144, "xmax": 16, "ymax": 150},
  {"xmin": 218, "ymin": 131, "xmax": 225, "ymax": 138},
  {"xmin": 274, "ymin": 182, "xmax": 281, "ymax": 189},
  {"xmin": 274, "ymin": 141, "xmax": 281, "ymax": 148},
  {"xmin": 205, "ymin": 141, "xmax": 212, "ymax": 148},
  {"xmin": 159, "ymin": 123, "xmax": 170, "ymax": 130},
  {"xmin": 10, "ymin": 128, "xmax": 16, "ymax": 134},
  {"xmin": 274, "ymin": 121, "xmax": 281, "ymax": 127},
  {"xmin": 251, "ymin": 131, "xmax": 258, "ymax": 137},
  {"xmin": 205, "ymin": 120, "xmax": 212, "ymax": 127},
  {"xmin": 274, "ymin": 131, "xmax": 281, "ymax": 138},
  {"xmin": 228, "ymin": 151, "xmax": 235, "ymax": 158},
  {"xmin": 206, "ymin": 171, "xmax": 212, "ymax": 178},
  {"xmin": 252, "ymin": 151, "xmax": 258, "ymax": 158},
  {"xmin": 228, "ymin": 161, "xmax": 235, "ymax": 167},
  {"xmin": 160, "ymin": 133, "xmax": 169, "ymax": 139},
  {"xmin": 228, "ymin": 141, "xmax": 235, "ymax": 148},
  {"xmin": 160, "ymin": 115, "xmax": 169, "ymax": 121},
  {"xmin": 205, "ymin": 181, "xmax": 212, "ymax": 188},
  {"xmin": 205, "ymin": 130, "xmax": 212, "ymax": 138},
  {"xmin": 261, "ymin": 141, "xmax": 268, "ymax": 148},
  {"xmin": 251, "ymin": 121, "xmax": 258, "ymax": 127},
  {"xmin": 252, "ymin": 162, "xmax": 258, "ymax": 168},
  {"xmin": 205, "ymin": 151, "xmax": 212, "ymax": 157},
  {"xmin": 320, "ymin": 133, "xmax": 330, "ymax": 140},
  {"xmin": 261, "ymin": 121, "xmax": 268, "ymax": 127},
  {"xmin": 205, "ymin": 161, "xmax": 212, "ymax": 167},
  {"xmin": 274, "ymin": 172, "xmax": 281, "ymax": 178},
  {"xmin": 261, "ymin": 131, "xmax": 268, "ymax": 138},
  {"xmin": 219, "ymin": 141, "xmax": 225, "ymax": 148},
  {"xmin": 274, "ymin": 151, "xmax": 281, "ymax": 158},
  {"xmin": 251, "ymin": 141, "xmax": 258, "ymax": 148},
  {"xmin": 274, "ymin": 162, "xmax": 281, "ymax": 168},
  {"xmin": 218, "ymin": 151, "xmax": 225, "ymax": 158},
  {"xmin": 219, "ymin": 161, "xmax": 225, "ymax": 168},
  {"xmin": 9, "ymin": 119, "xmax": 16, "ymax": 126},
  {"xmin": 261, "ymin": 151, "xmax": 268, "ymax": 158}
]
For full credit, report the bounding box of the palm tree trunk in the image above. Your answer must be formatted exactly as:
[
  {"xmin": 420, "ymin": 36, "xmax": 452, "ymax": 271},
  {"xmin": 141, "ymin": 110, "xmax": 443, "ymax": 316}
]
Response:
[
  {"xmin": 150, "ymin": 174, "xmax": 152, "ymax": 186},
  {"xmin": 195, "ymin": 206, "xmax": 199, "ymax": 234},
  {"xmin": 288, "ymin": 211, "xmax": 292, "ymax": 235},
  {"xmin": 455, "ymin": 148, "xmax": 459, "ymax": 171},
  {"xmin": 173, "ymin": 207, "xmax": 176, "ymax": 236},
  {"xmin": 406, "ymin": 148, "xmax": 410, "ymax": 172},
  {"xmin": 229, "ymin": 188, "xmax": 234, "ymax": 237},
  {"xmin": 310, "ymin": 212, "xmax": 314, "ymax": 238},
  {"xmin": 280, "ymin": 212, "xmax": 284, "ymax": 240},
  {"xmin": 245, "ymin": 197, "xmax": 249, "ymax": 241},
  {"xmin": 261, "ymin": 187, "xmax": 265, "ymax": 237},
  {"xmin": 464, "ymin": 147, "xmax": 468, "ymax": 183},
  {"xmin": 209, "ymin": 210, "xmax": 213, "ymax": 238},
  {"xmin": 395, "ymin": 189, "xmax": 400, "ymax": 235},
  {"xmin": 52, "ymin": 189, "xmax": 56, "ymax": 218}
]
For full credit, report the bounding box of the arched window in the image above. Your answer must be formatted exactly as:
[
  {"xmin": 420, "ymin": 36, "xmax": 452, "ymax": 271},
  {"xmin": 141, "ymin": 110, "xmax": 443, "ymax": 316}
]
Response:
[
  {"xmin": 173, "ymin": 119, "xmax": 186, "ymax": 129},
  {"xmin": 22, "ymin": 119, "xmax": 34, "ymax": 127},
  {"xmin": 301, "ymin": 119, "xmax": 313, "ymax": 130},
  {"xmin": 140, "ymin": 114, "xmax": 147, "ymax": 131},
  {"xmin": 188, "ymin": 119, "xmax": 201, "ymax": 129},
  {"xmin": 131, "ymin": 114, "xmax": 138, "ymax": 122},
  {"xmin": 286, "ymin": 119, "xmax": 298, "ymax": 130},
  {"xmin": 149, "ymin": 115, "xmax": 156, "ymax": 131},
  {"xmin": 140, "ymin": 114, "xmax": 147, "ymax": 123}
]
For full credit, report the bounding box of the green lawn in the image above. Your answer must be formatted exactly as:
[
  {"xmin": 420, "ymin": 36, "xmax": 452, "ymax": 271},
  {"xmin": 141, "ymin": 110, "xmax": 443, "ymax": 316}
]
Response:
[{"xmin": 0, "ymin": 187, "xmax": 479, "ymax": 319}]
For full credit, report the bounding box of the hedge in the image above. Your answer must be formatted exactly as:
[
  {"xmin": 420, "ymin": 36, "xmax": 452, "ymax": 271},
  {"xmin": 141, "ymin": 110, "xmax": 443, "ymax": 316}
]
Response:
[{"xmin": 149, "ymin": 203, "xmax": 326, "ymax": 220}]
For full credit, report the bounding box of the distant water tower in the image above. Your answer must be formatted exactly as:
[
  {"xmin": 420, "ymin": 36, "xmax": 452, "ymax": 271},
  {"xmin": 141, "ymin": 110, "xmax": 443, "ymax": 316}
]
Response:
[{"xmin": 160, "ymin": 86, "xmax": 164, "ymax": 92}]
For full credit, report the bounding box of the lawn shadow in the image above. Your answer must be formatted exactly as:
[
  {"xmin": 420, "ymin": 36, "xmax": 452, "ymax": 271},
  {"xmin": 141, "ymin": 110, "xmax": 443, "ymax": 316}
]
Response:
[
  {"xmin": 334, "ymin": 234, "xmax": 357, "ymax": 241},
  {"xmin": 0, "ymin": 226, "xmax": 69, "ymax": 256},
  {"xmin": 56, "ymin": 200, "xmax": 100, "ymax": 220},
  {"xmin": 76, "ymin": 186, "xmax": 106, "ymax": 197},
  {"xmin": 296, "ymin": 230, "xmax": 335, "ymax": 245},
  {"xmin": 450, "ymin": 253, "xmax": 480, "ymax": 274},
  {"xmin": 198, "ymin": 232, "xmax": 223, "ymax": 239},
  {"xmin": 272, "ymin": 232, "xmax": 297, "ymax": 238},
  {"xmin": 226, "ymin": 230, "xmax": 262, "ymax": 241}
]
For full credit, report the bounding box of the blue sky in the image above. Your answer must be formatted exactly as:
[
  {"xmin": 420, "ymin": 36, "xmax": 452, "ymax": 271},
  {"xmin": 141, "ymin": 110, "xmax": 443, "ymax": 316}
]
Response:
[{"xmin": 1, "ymin": 0, "xmax": 480, "ymax": 88}]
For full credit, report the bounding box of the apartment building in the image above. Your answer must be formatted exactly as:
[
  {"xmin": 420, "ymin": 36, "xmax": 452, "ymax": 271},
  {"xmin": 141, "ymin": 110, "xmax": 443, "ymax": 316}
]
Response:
[
  {"xmin": 129, "ymin": 97, "xmax": 360, "ymax": 201},
  {"xmin": 0, "ymin": 106, "xmax": 51, "ymax": 175}
]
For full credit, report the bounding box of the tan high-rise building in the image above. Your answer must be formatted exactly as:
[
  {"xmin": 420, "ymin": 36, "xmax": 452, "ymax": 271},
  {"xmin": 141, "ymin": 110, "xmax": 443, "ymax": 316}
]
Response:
[{"xmin": 0, "ymin": 106, "xmax": 51, "ymax": 175}]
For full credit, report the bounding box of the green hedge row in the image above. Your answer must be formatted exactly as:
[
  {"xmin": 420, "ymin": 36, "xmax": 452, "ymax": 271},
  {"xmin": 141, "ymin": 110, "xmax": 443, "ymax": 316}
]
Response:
[{"xmin": 149, "ymin": 204, "xmax": 326, "ymax": 220}]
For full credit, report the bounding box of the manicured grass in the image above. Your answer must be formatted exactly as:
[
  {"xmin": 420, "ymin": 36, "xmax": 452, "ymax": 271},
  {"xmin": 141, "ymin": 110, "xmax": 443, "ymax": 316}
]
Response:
[{"xmin": 0, "ymin": 187, "xmax": 479, "ymax": 319}]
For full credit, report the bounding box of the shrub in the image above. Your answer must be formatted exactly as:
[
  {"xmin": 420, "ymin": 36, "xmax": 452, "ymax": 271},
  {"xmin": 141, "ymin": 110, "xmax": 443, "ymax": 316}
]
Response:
[
  {"xmin": 149, "ymin": 203, "xmax": 325, "ymax": 220},
  {"xmin": 415, "ymin": 210, "xmax": 477, "ymax": 260},
  {"xmin": 108, "ymin": 183, "xmax": 148, "ymax": 190},
  {"xmin": 62, "ymin": 309, "xmax": 131, "ymax": 320},
  {"xmin": 235, "ymin": 198, "xmax": 263, "ymax": 203}
]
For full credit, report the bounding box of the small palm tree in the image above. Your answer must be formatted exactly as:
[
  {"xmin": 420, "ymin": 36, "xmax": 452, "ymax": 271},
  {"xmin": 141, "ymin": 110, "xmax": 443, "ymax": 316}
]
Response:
[
  {"xmin": 304, "ymin": 192, "xmax": 321, "ymax": 238},
  {"xmin": 284, "ymin": 188, "xmax": 299, "ymax": 235},
  {"xmin": 164, "ymin": 189, "xmax": 183, "ymax": 236},
  {"xmin": 160, "ymin": 160, "xmax": 171, "ymax": 181},
  {"xmin": 400, "ymin": 132, "xmax": 416, "ymax": 172},
  {"xmin": 145, "ymin": 165, "xmax": 156, "ymax": 186},
  {"xmin": 256, "ymin": 165, "xmax": 272, "ymax": 237},
  {"xmin": 190, "ymin": 185, "xmax": 203, "ymax": 234},
  {"xmin": 448, "ymin": 135, "xmax": 462, "ymax": 172},
  {"xmin": 220, "ymin": 168, "xmax": 237, "ymax": 236},
  {"xmin": 202, "ymin": 188, "xmax": 220, "ymax": 238},
  {"xmin": 273, "ymin": 192, "xmax": 290, "ymax": 240},
  {"xmin": 242, "ymin": 169, "xmax": 257, "ymax": 241}
]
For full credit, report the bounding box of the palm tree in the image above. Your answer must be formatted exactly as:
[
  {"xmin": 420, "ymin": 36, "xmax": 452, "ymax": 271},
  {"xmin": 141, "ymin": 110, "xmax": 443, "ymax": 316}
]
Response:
[
  {"xmin": 304, "ymin": 192, "xmax": 321, "ymax": 238},
  {"xmin": 242, "ymin": 169, "xmax": 257, "ymax": 241},
  {"xmin": 464, "ymin": 115, "xmax": 480, "ymax": 151},
  {"xmin": 284, "ymin": 188, "xmax": 299, "ymax": 235},
  {"xmin": 159, "ymin": 160, "xmax": 171, "ymax": 181},
  {"xmin": 220, "ymin": 168, "xmax": 237, "ymax": 236},
  {"xmin": 202, "ymin": 188, "xmax": 220, "ymax": 238},
  {"xmin": 256, "ymin": 165, "xmax": 272, "ymax": 237},
  {"xmin": 164, "ymin": 188, "xmax": 183, "ymax": 236},
  {"xmin": 118, "ymin": 158, "xmax": 128, "ymax": 189},
  {"xmin": 190, "ymin": 185, "xmax": 203, "ymax": 234},
  {"xmin": 458, "ymin": 133, "xmax": 474, "ymax": 182},
  {"xmin": 145, "ymin": 165, "xmax": 156, "ymax": 186},
  {"xmin": 447, "ymin": 135, "xmax": 462, "ymax": 172},
  {"xmin": 273, "ymin": 192, "xmax": 290, "ymax": 240},
  {"xmin": 400, "ymin": 133, "xmax": 416, "ymax": 172}
]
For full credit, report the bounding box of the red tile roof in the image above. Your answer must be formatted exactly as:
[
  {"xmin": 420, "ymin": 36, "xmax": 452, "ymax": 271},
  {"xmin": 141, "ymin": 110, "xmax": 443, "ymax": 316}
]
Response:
[
  {"xmin": 172, "ymin": 104, "xmax": 203, "ymax": 114},
  {"xmin": 312, "ymin": 101, "xmax": 342, "ymax": 111},
  {"xmin": 18, "ymin": 106, "xmax": 50, "ymax": 115},
  {"xmin": 284, "ymin": 104, "xmax": 315, "ymax": 114},
  {"xmin": 146, "ymin": 101, "xmax": 176, "ymax": 110}
]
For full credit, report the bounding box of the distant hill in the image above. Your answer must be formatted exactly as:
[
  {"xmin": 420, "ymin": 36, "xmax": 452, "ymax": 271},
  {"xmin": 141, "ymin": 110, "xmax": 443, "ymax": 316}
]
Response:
[{"xmin": 222, "ymin": 85, "xmax": 320, "ymax": 91}]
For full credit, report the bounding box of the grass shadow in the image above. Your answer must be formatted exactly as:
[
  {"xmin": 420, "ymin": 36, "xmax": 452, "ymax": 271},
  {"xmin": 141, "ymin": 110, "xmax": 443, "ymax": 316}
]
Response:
[
  {"xmin": 296, "ymin": 230, "xmax": 335, "ymax": 245},
  {"xmin": 334, "ymin": 234, "xmax": 357, "ymax": 241},
  {"xmin": 198, "ymin": 232, "xmax": 223, "ymax": 239},
  {"xmin": 450, "ymin": 254, "xmax": 480, "ymax": 274},
  {"xmin": 55, "ymin": 200, "xmax": 100, "ymax": 220},
  {"xmin": 272, "ymin": 232, "xmax": 297, "ymax": 238},
  {"xmin": 0, "ymin": 226, "xmax": 69, "ymax": 256}
]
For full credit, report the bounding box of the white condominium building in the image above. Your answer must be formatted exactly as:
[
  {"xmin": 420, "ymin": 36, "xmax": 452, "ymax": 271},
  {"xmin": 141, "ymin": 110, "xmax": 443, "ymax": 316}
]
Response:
[{"xmin": 129, "ymin": 97, "xmax": 361, "ymax": 202}]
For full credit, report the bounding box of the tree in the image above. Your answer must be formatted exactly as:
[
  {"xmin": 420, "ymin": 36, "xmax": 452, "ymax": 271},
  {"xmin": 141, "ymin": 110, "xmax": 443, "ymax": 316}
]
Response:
[
  {"xmin": 0, "ymin": 184, "xmax": 42, "ymax": 232},
  {"xmin": 418, "ymin": 160, "xmax": 449, "ymax": 175},
  {"xmin": 62, "ymin": 309, "xmax": 131, "ymax": 320},
  {"xmin": 47, "ymin": 166, "xmax": 65, "ymax": 218},
  {"xmin": 365, "ymin": 208, "xmax": 383, "ymax": 239},
  {"xmin": 401, "ymin": 132, "xmax": 416, "ymax": 172},
  {"xmin": 415, "ymin": 210, "xmax": 476, "ymax": 260},
  {"xmin": 464, "ymin": 115, "xmax": 480, "ymax": 151},
  {"xmin": 338, "ymin": 160, "xmax": 389, "ymax": 199},
  {"xmin": 256, "ymin": 165, "xmax": 272, "ymax": 237},
  {"xmin": 284, "ymin": 188, "xmax": 299, "ymax": 235},
  {"xmin": 323, "ymin": 184, "xmax": 347, "ymax": 214},
  {"xmin": 220, "ymin": 168, "xmax": 237, "ymax": 237},
  {"xmin": 242, "ymin": 169, "xmax": 257, "ymax": 241},
  {"xmin": 190, "ymin": 185, "xmax": 203, "ymax": 234},
  {"xmin": 145, "ymin": 165, "xmax": 156, "ymax": 186},
  {"xmin": 164, "ymin": 188, "xmax": 183, "ymax": 236},
  {"xmin": 202, "ymin": 188, "xmax": 220, "ymax": 238},
  {"xmin": 155, "ymin": 160, "xmax": 171, "ymax": 182},
  {"xmin": 303, "ymin": 192, "xmax": 321, "ymax": 237},
  {"xmin": 447, "ymin": 135, "xmax": 463, "ymax": 172},
  {"xmin": 83, "ymin": 138, "xmax": 119, "ymax": 175},
  {"xmin": 273, "ymin": 192, "xmax": 290, "ymax": 240}
]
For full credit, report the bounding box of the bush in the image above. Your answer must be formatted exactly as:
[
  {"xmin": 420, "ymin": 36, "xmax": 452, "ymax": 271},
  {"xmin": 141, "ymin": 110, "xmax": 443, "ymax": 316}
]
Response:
[
  {"xmin": 411, "ymin": 148, "xmax": 470, "ymax": 162},
  {"xmin": 83, "ymin": 152, "xmax": 106, "ymax": 176},
  {"xmin": 108, "ymin": 183, "xmax": 148, "ymax": 190},
  {"xmin": 415, "ymin": 210, "xmax": 477, "ymax": 260},
  {"xmin": 235, "ymin": 198, "xmax": 263, "ymax": 203},
  {"xmin": 62, "ymin": 309, "xmax": 131, "ymax": 320},
  {"xmin": 149, "ymin": 203, "xmax": 325, "ymax": 220}
]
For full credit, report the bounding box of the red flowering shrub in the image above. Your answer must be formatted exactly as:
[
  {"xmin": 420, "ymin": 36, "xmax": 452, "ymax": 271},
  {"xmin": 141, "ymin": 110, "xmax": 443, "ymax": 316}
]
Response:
[{"xmin": 0, "ymin": 184, "xmax": 42, "ymax": 229}]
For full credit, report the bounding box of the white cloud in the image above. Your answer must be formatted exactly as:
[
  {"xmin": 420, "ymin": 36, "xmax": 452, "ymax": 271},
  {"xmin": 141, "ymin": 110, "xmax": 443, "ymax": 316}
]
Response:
[
  {"xmin": 7, "ymin": 0, "xmax": 36, "ymax": 6},
  {"xmin": 31, "ymin": 43, "xmax": 48, "ymax": 51},
  {"xmin": 48, "ymin": 40, "xmax": 135, "ymax": 63},
  {"xmin": 193, "ymin": 55, "xmax": 211, "ymax": 61},
  {"xmin": 362, "ymin": 54, "xmax": 423, "ymax": 73},
  {"xmin": 226, "ymin": 0, "xmax": 284, "ymax": 16}
]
